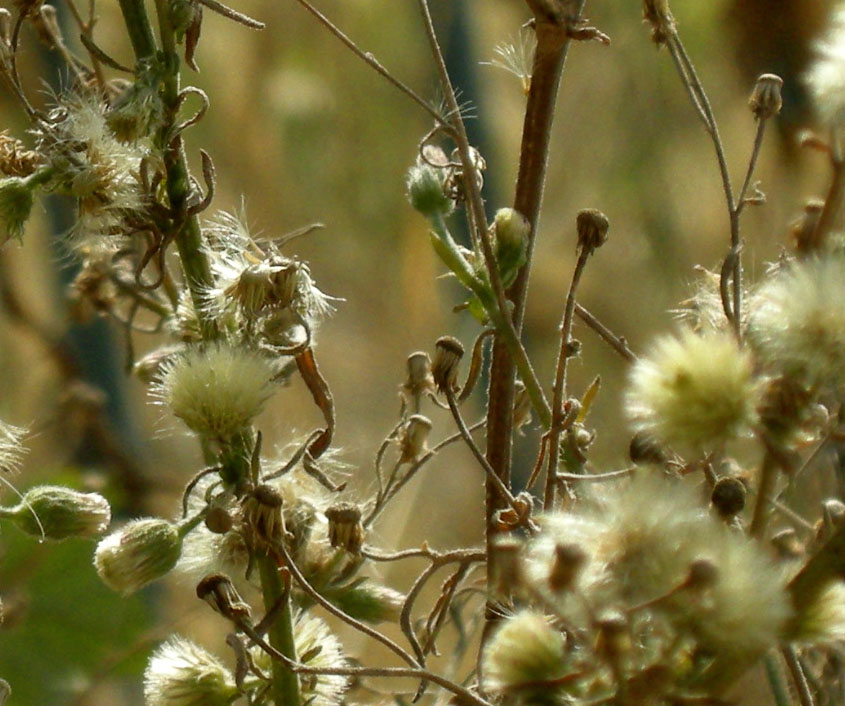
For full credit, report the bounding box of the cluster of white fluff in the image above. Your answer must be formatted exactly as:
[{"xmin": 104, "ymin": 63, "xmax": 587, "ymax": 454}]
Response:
[{"xmin": 483, "ymin": 474, "xmax": 792, "ymax": 701}]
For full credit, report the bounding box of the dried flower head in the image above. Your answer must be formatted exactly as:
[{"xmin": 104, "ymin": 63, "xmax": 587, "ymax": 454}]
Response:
[
  {"xmin": 195, "ymin": 573, "xmax": 251, "ymax": 622},
  {"xmin": 795, "ymin": 581, "xmax": 845, "ymax": 643},
  {"xmin": 143, "ymin": 636, "xmax": 238, "ymax": 706},
  {"xmin": 153, "ymin": 343, "xmax": 276, "ymax": 441},
  {"xmin": 749, "ymin": 73, "xmax": 784, "ymax": 120},
  {"xmin": 7, "ymin": 485, "xmax": 110, "ymax": 540},
  {"xmin": 748, "ymin": 256, "xmax": 845, "ymax": 391},
  {"xmin": 575, "ymin": 208, "xmax": 609, "ymax": 253},
  {"xmin": 432, "ymin": 336, "xmax": 464, "ymax": 394},
  {"xmin": 397, "ymin": 414, "xmax": 432, "ymax": 463},
  {"xmin": 324, "ymin": 502, "xmax": 364, "ymax": 554},
  {"xmin": 94, "ymin": 518, "xmax": 183, "ymax": 594},
  {"xmin": 626, "ymin": 328, "xmax": 760, "ymax": 450}
]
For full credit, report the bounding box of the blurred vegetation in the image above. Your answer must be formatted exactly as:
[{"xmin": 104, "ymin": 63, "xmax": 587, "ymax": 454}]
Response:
[{"xmin": 0, "ymin": 0, "xmax": 835, "ymax": 702}]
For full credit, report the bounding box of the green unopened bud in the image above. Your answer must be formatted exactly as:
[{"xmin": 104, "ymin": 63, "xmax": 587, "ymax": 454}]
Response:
[
  {"xmin": 406, "ymin": 163, "xmax": 452, "ymax": 218},
  {"xmin": 328, "ymin": 581, "xmax": 404, "ymax": 624},
  {"xmin": 94, "ymin": 518, "xmax": 182, "ymax": 594},
  {"xmin": 493, "ymin": 208, "xmax": 529, "ymax": 286},
  {"xmin": 0, "ymin": 176, "xmax": 35, "ymax": 245},
  {"xmin": 6, "ymin": 485, "xmax": 111, "ymax": 540}
]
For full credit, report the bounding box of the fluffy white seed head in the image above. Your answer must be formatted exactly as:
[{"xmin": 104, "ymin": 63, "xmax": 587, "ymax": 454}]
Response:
[
  {"xmin": 143, "ymin": 636, "xmax": 238, "ymax": 706},
  {"xmin": 0, "ymin": 420, "xmax": 27, "ymax": 473},
  {"xmin": 153, "ymin": 343, "xmax": 276, "ymax": 441},
  {"xmin": 748, "ymin": 256, "xmax": 845, "ymax": 392},
  {"xmin": 481, "ymin": 610, "xmax": 567, "ymax": 695},
  {"xmin": 528, "ymin": 474, "xmax": 791, "ymax": 661},
  {"xmin": 806, "ymin": 4, "xmax": 845, "ymax": 131},
  {"xmin": 626, "ymin": 328, "xmax": 760, "ymax": 450},
  {"xmin": 95, "ymin": 518, "xmax": 182, "ymax": 594},
  {"xmin": 795, "ymin": 581, "xmax": 845, "ymax": 643}
]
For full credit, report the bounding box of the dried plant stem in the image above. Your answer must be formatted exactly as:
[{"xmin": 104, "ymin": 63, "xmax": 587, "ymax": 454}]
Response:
[
  {"xmin": 545, "ymin": 245, "xmax": 590, "ymax": 508},
  {"xmin": 445, "ymin": 389, "xmax": 519, "ymax": 511},
  {"xmin": 274, "ymin": 540, "xmax": 421, "ymax": 670},
  {"xmin": 783, "ymin": 645, "xmax": 816, "ymax": 706},
  {"xmin": 664, "ymin": 30, "xmax": 742, "ymax": 337},
  {"xmin": 735, "ymin": 118, "xmax": 767, "ymax": 216},
  {"xmin": 484, "ymin": 1, "xmax": 585, "ymax": 634},
  {"xmin": 574, "ymin": 302, "xmax": 636, "ymax": 362},
  {"xmin": 256, "ymin": 556, "xmax": 301, "ymax": 706},
  {"xmin": 750, "ymin": 452, "xmax": 779, "ymax": 538},
  {"xmin": 765, "ymin": 653, "xmax": 795, "ymax": 706}
]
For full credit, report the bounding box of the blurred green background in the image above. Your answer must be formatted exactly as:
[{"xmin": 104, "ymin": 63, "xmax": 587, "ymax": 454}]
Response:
[{"xmin": 0, "ymin": 0, "xmax": 835, "ymax": 702}]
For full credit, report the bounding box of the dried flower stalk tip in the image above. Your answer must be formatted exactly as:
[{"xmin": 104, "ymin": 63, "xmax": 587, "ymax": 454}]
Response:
[
  {"xmin": 8, "ymin": 485, "xmax": 111, "ymax": 540},
  {"xmin": 94, "ymin": 518, "xmax": 182, "ymax": 594},
  {"xmin": 403, "ymin": 351, "xmax": 435, "ymax": 400},
  {"xmin": 576, "ymin": 208, "xmax": 609, "ymax": 252},
  {"xmin": 325, "ymin": 502, "xmax": 365, "ymax": 554},
  {"xmin": 432, "ymin": 336, "xmax": 464, "ymax": 394},
  {"xmin": 749, "ymin": 74, "xmax": 783, "ymax": 120},
  {"xmin": 196, "ymin": 572, "xmax": 252, "ymax": 621},
  {"xmin": 144, "ymin": 635, "xmax": 238, "ymax": 706},
  {"xmin": 243, "ymin": 484, "xmax": 285, "ymax": 544},
  {"xmin": 642, "ymin": 0, "xmax": 675, "ymax": 45},
  {"xmin": 710, "ymin": 476, "xmax": 747, "ymax": 518},
  {"xmin": 548, "ymin": 542, "xmax": 586, "ymax": 592},
  {"xmin": 398, "ymin": 414, "xmax": 432, "ymax": 463},
  {"xmin": 628, "ymin": 431, "xmax": 667, "ymax": 465}
]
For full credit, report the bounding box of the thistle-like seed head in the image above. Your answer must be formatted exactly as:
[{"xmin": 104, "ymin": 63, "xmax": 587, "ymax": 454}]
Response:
[
  {"xmin": 143, "ymin": 635, "xmax": 238, "ymax": 706},
  {"xmin": 626, "ymin": 328, "xmax": 760, "ymax": 451}
]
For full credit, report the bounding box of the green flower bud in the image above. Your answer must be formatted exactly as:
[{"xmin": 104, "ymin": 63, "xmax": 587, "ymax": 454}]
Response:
[
  {"xmin": 6, "ymin": 485, "xmax": 110, "ymax": 540},
  {"xmin": 493, "ymin": 207, "xmax": 528, "ymax": 286},
  {"xmin": 0, "ymin": 176, "xmax": 35, "ymax": 246},
  {"xmin": 406, "ymin": 163, "xmax": 453, "ymax": 218},
  {"xmin": 95, "ymin": 518, "xmax": 183, "ymax": 594},
  {"xmin": 325, "ymin": 582, "xmax": 404, "ymax": 624}
]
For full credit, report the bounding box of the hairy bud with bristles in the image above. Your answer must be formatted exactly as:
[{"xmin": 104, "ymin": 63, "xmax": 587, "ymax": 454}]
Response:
[
  {"xmin": 5, "ymin": 485, "xmax": 110, "ymax": 540},
  {"xmin": 398, "ymin": 414, "xmax": 432, "ymax": 463},
  {"xmin": 153, "ymin": 343, "xmax": 275, "ymax": 441},
  {"xmin": 196, "ymin": 573, "xmax": 251, "ymax": 621},
  {"xmin": 143, "ymin": 635, "xmax": 238, "ymax": 706},
  {"xmin": 325, "ymin": 502, "xmax": 365, "ymax": 554},
  {"xmin": 94, "ymin": 518, "xmax": 182, "ymax": 594},
  {"xmin": 749, "ymin": 74, "xmax": 783, "ymax": 120},
  {"xmin": 432, "ymin": 336, "xmax": 464, "ymax": 394},
  {"xmin": 481, "ymin": 611, "xmax": 567, "ymax": 698},
  {"xmin": 406, "ymin": 156, "xmax": 453, "ymax": 218},
  {"xmin": 626, "ymin": 328, "xmax": 760, "ymax": 450},
  {"xmin": 493, "ymin": 208, "xmax": 529, "ymax": 285}
]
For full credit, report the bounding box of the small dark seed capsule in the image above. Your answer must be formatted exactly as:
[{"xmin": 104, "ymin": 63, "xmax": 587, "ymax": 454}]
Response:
[{"xmin": 711, "ymin": 476, "xmax": 746, "ymax": 518}]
